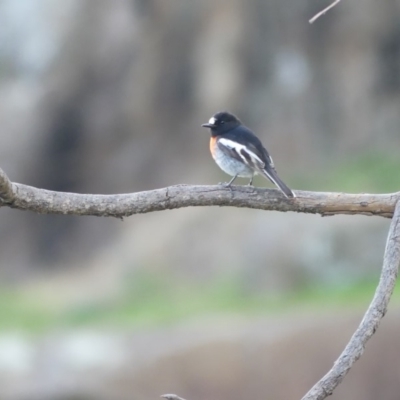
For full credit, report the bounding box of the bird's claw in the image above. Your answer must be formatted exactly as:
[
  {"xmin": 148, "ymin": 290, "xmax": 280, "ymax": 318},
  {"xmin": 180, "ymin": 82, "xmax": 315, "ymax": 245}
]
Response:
[{"xmin": 218, "ymin": 182, "xmax": 233, "ymax": 191}]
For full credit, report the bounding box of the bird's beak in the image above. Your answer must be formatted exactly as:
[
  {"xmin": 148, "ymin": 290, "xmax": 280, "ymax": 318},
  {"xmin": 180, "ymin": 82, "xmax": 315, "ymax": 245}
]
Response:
[{"xmin": 201, "ymin": 123, "xmax": 215, "ymax": 128}]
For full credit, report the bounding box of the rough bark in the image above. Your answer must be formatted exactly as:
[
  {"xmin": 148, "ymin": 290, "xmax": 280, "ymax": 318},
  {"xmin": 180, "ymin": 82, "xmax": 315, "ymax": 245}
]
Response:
[{"xmin": 0, "ymin": 168, "xmax": 398, "ymax": 218}]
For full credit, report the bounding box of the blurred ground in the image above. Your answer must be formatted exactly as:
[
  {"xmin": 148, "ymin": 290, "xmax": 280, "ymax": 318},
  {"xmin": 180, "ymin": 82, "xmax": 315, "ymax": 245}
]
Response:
[
  {"xmin": 1, "ymin": 307, "xmax": 400, "ymax": 400},
  {"xmin": 0, "ymin": 0, "xmax": 400, "ymax": 399}
]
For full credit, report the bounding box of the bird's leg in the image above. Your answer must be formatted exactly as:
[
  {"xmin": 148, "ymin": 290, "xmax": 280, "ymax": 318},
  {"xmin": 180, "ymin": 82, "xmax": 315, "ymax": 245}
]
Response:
[
  {"xmin": 226, "ymin": 174, "xmax": 238, "ymax": 187},
  {"xmin": 247, "ymin": 176, "xmax": 254, "ymax": 186},
  {"xmin": 219, "ymin": 175, "xmax": 238, "ymax": 189}
]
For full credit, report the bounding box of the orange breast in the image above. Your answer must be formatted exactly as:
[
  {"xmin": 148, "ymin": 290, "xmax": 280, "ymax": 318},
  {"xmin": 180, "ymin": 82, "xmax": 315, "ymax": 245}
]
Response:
[{"xmin": 209, "ymin": 136, "xmax": 217, "ymax": 159}]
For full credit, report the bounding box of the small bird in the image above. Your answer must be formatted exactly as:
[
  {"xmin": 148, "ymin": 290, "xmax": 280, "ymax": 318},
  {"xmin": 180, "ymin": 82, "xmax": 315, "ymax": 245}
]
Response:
[{"xmin": 202, "ymin": 111, "xmax": 295, "ymax": 198}]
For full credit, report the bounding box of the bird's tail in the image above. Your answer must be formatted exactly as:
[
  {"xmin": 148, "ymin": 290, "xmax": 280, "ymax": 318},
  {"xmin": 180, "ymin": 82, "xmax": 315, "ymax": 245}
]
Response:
[{"xmin": 261, "ymin": 165, "xmax": 296, "ymax": 198}]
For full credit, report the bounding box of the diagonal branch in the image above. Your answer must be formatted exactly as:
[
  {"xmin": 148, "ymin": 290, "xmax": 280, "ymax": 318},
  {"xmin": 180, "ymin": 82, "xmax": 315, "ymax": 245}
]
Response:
[
  {"xmin": 301, "ymin": 199, "xmax": 400, "ymax": 400},
  {"xmin": 0, "ymin": 168, "xmax": 398, "ymax": 218},
  {"xmin": 158, "ymin": 202, "xmax": 400, "ymax": 400}
]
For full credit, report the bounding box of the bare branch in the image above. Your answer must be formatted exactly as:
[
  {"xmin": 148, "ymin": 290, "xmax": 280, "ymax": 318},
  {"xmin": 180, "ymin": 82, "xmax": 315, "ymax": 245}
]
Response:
[
  {"xmin": 309, "ymin": 0, "xmax": 341, "ymax": 24},
  {"xmin": 161, "ymin": 395, "xmax": 187, "ymax": 400},
  {"xmin": 302, "ymin": 200, "xmax": 400, "ymax": 400},
  {"xmin": 0, "ymin": 168, "xmax": 398, "ymax": 218}
]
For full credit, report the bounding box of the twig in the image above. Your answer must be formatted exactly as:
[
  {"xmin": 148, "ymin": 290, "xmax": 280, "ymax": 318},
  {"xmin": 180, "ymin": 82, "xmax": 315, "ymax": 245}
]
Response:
[
  {"xmin": 301, "ymin": 200, "xmax": 400, "ymax": 400},
  {"xmin": 0, "ymin": 168, "xmax": 398, "ymax": 219},
  {"xmin": 309, "ymin": 0, "xmax": 341, "ymax": 24}
]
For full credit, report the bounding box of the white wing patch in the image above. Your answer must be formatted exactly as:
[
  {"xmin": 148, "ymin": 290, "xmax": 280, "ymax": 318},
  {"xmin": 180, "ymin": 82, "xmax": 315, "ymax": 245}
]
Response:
[{"xmin": 218, "ymin": 138, "xmax": 264, "ymax": 168}]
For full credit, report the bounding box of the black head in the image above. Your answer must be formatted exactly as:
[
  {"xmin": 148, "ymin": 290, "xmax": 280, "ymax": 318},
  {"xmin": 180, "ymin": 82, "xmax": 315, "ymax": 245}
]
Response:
[{"xmin": 201, "ymin": 111, "xmax": 241, "ymax": 134}]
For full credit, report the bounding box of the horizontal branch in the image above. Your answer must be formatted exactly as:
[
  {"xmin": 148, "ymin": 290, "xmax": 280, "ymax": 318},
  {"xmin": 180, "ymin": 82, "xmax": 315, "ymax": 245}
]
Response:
[{"xmin": 0, "ymin": 168, "xmax": 398, "ymax": 218}]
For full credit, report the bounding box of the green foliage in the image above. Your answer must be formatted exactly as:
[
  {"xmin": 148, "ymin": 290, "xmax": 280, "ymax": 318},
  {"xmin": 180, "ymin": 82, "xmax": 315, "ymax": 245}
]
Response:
[
  {"xmin": 0, "ymin": 273, "xmax": 398, "ymax": 332},
  {"xmin": 295, "ymin": 152, "xmax": 400, "ymax": 193}
]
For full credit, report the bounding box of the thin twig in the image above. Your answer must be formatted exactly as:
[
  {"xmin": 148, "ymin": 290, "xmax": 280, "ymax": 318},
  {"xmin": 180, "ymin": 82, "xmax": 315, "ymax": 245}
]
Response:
[
  {"xmin": 309, "ymin": 0, "xmax": 341, "ymax": 24},
  {"xmin": 301, "ymin": 200, "xmax": 400, "ymax": 400}
]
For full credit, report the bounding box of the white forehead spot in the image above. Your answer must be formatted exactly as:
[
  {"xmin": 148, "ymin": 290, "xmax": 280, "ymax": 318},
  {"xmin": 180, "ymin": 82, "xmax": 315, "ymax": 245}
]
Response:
[{"xmin": 208, "ymin": 117, "xmax": 216, "ymax": 125}]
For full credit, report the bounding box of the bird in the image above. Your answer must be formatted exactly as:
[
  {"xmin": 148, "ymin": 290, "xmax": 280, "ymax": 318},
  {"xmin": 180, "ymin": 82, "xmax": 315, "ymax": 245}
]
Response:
[{"xmin": 202, "ymin": 111, "xmax": 295, "ymax": 198}]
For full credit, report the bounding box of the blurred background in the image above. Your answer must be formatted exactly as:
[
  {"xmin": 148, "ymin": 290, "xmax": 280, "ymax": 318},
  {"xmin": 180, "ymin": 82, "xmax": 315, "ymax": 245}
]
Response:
[{"xmin": 0, "ymin": 0, "xmax": 400, "ymax": 399}]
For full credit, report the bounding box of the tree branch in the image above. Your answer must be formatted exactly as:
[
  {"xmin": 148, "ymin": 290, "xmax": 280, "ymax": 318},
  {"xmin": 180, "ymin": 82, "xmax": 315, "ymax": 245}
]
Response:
[
  {"xmin": 0, "ymin": 168, "xmax": 398, "ymax": 218},
  {"xmin": 301, "ymin": 199, "xmax": 400, "ymax": 400}
]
